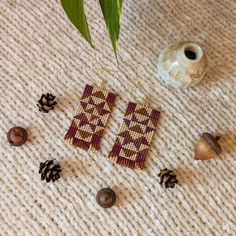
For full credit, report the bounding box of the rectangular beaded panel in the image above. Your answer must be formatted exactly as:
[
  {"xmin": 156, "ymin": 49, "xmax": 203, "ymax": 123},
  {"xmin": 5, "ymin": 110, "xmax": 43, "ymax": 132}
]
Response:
[
  {"xmin": 108, "ymin": 102, "xmax": 160, "ymax": 169},
  {"xmin": 64, "ymin": 85, "xmax": 116, "ymax": 151}
]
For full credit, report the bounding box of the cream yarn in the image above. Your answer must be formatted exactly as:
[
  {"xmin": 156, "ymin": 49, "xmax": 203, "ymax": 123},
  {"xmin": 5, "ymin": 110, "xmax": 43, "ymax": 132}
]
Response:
[{"xmin": 0, "ymin": 0, "xmax": 236, "ymax": 235}]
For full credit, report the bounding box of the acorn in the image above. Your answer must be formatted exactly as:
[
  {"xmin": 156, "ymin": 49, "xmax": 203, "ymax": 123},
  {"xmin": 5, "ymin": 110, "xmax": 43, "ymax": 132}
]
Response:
[
  {"xmin": 96, "ymin": 188, "xmax": 116, "ymax": 208},
  {"xmin": 7, "ymin": 127, "xmax": 28, "ymax": 146},
  {"xmin": 194, "ymin": 133, "xmax": 222, "ymax": 160}
]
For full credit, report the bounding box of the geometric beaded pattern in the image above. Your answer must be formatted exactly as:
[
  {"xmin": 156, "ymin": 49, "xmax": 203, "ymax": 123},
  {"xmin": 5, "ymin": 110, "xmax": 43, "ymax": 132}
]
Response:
[
  {"xmin": 64, "ymin": 85, "xmax": 116, "ymax": 151},
  {"xmin": 108, "ymin": 102, "xmax": 160, "ymax": 169}
]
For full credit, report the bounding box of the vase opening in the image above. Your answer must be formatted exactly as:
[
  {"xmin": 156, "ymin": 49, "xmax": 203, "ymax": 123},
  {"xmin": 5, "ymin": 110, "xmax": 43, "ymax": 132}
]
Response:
[
  {"xmin": 183, "ymin": 44, "xmax": 203, "ymax": 61},
  {"xmin": 184, "ymin": 49, "xmax": 197, "ymax": 60}
]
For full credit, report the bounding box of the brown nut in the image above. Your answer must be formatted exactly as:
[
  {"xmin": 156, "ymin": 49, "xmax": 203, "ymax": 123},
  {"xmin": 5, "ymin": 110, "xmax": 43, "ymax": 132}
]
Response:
[
  {"xmin": 194, "ymin": 133, "xmax": 222, "ymax": 160},
  {"xmin": 96, "ymin": 188, "xmax": 116, "ymax": 208},
  {"xmin": 7, "ymin": 127, "xmax": 28, "ymax": 146}
]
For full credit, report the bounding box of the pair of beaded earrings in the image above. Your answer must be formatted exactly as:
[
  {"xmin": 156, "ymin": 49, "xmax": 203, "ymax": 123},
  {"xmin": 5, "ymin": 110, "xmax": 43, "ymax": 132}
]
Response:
[{"xmin": 64, "ymin": 84, "xmax": 160, "ymax": 169}]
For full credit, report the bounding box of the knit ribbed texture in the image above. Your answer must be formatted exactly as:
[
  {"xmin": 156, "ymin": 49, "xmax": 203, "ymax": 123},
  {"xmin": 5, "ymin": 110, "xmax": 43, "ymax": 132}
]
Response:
[{"xmin": 0, "ymin": 0, "xmax": 236, "ymax": 235}]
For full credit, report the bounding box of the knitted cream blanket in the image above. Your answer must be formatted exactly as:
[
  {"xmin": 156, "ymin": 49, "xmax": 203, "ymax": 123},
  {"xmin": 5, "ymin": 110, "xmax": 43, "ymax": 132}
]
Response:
[{"xmin": 0, "ymin": 0, "xmax": 236, "ymax": 235}]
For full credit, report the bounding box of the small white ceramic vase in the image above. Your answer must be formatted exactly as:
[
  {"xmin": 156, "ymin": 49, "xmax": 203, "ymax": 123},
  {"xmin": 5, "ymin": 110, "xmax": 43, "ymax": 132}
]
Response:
[{"xmin": 158, "ymin": 41, "xmax": 207, "ymax": 88}]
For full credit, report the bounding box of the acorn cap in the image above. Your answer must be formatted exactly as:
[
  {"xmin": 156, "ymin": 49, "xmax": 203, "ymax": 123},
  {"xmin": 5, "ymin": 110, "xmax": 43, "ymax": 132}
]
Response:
[
  {"xmin": 202, "ymin": 133, "xmax": 222, "ymax": 154},
  {"xmin": 194, "ymin": 132, "xmax": 222, "ymax": 160}
]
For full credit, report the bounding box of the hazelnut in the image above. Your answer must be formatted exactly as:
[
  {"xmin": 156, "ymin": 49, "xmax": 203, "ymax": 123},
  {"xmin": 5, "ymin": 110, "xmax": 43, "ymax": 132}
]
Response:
[
  {"xmin": 96, "ymin": 188, "xmax": 116, "ymax": 208},
  {"xmin": 7, "ymin": 127, "xmax": 28, "ymax": 146},
  {"xmin": 194, "ymin": 133, "xmax": 222, "ymax": 160}
]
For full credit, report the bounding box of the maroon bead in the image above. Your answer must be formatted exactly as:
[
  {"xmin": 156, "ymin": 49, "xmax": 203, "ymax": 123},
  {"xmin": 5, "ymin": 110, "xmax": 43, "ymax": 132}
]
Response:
[
  {"xmin": 7, "ymin": 127, "xmax": 28, "ymax": 146},
  {"xmin": 96, "ymin": 188, "xmax": 116, "ymax": 208}
]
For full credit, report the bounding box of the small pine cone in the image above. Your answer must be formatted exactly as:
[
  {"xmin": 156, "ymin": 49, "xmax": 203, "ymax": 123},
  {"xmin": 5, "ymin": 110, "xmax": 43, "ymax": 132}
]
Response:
[
  {"xmin": 158, "ymin": 168, "xmax": 178, "ymax": 189},
  {"xmin": 39, "ymin": 160, "xmax": 61, "ymax": 183},
  {"xmin": 37, "ymin": 93, "xmax": 57, "ymax": 113}
]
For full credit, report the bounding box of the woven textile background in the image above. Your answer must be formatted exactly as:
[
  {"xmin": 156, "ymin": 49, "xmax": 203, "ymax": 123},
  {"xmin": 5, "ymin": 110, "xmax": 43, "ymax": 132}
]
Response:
[{"xmin": 0, "ymin": 0, "xmax": 236, "ymax": 235}]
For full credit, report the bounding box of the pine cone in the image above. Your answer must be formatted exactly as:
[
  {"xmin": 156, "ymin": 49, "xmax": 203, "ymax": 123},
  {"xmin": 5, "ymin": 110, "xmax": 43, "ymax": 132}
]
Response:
[
  {"xmin": 37, "ymin": 93, "xmax": 57, "ymax": 113},
  {"xmin": 158, "ymin": 168, "xmax": 178, "ymax": 189},
  {"xmin": 39, "ymin": 160, "xmax": 61, "ymax": 183}
]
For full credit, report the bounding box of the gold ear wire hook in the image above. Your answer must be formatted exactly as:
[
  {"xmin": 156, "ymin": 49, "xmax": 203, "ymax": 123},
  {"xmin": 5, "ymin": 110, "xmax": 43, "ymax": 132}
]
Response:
[
  {"xmin": 130, "ymin": 77, "xmax": 140, "ymax": 95},
  {"xmin": 99, "ymin": 79, "xmax": 107, "ymax": 89},
  {"xmin": 94, "ymin": 66, "xmax": 119, "ymax": 75},
  {"xmin": 131, "ymin": 80, "xmax": 151, "ymax": 107},
  {"xmin": 94, "ymin": 66, "xmax": 119, "ymax": 88}
]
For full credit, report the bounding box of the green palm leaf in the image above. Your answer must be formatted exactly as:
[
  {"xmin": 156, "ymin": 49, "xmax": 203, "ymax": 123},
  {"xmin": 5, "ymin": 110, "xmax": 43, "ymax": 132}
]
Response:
[
  {"xmin": 61, "ymin": 0, "xmax": 93, "ymax": 47},
  {"xmin": 99, "ymin": 0, "xmax": 123, "ymax": 61}
]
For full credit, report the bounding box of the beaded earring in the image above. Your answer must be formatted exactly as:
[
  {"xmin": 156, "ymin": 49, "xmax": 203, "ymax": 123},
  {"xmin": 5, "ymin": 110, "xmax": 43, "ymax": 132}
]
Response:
[
  {"xmin": 108, "ymin": 101, "xmax": 160, "ymax": 169},
  {"xmin": 64, "ymin": 84, "xmax": 116, "ymax": 151}
]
